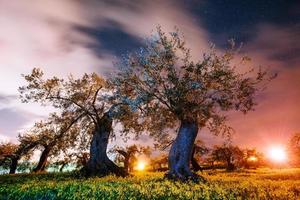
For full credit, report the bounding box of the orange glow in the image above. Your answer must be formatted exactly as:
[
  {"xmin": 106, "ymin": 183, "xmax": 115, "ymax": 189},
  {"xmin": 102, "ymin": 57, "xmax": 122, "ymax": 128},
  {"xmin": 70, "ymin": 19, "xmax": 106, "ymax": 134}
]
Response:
[
  {"xmin": 136, "ymin": 161, "xmax": 146, "ymax": 171},
  {"xmin": 248, "ymin": 156, "xmax": 257, "ymax": 161},
  {"xmin": 268, "ymin": 146, "xmax": 287, "ymax": 163}
]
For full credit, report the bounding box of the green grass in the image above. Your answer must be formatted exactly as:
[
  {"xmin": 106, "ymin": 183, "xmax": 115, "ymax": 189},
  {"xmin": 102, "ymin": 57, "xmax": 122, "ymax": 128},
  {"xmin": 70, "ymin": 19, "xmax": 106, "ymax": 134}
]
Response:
[{"xmin": 1, "ymin": 168, "xmax": 300, "ymax": 200}]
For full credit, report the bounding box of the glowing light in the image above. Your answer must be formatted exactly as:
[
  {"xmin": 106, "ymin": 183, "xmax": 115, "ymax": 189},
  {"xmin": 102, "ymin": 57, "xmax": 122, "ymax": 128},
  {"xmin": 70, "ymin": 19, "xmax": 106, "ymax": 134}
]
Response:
[
  {"xmin": 268, "ymin": 146, "xmax": 287, "ymax": 163},
  {"xmin": 248, "ymin": 156, "xmax": 257, "ymax": 161},
  {"xmin": 136, "ymin": 161, "xmax": 146, "ymax": 171}
]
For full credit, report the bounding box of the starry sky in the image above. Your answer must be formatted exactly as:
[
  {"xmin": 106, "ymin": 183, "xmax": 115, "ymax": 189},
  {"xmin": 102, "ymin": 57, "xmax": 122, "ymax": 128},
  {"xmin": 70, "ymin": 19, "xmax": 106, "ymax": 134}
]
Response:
[{"xmin": 0, "ymin": 0, "xmax": 299, "ymax": 153}]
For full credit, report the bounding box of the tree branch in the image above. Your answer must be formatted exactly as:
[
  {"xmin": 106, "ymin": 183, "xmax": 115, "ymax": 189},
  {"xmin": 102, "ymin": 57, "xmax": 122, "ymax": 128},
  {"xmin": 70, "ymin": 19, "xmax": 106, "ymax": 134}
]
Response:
[{"xmin": 46, "ymin": 96, "xmax": 97, "ymax": 124}]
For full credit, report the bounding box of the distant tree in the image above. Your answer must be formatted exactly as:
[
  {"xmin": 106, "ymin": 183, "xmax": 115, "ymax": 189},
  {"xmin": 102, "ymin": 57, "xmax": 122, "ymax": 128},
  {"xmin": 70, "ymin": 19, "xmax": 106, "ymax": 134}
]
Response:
[
  {"xmin": 30, "ymin": 113, "xmax": 82, "ymax": 173},
  {"xmin": 110, "ymin": 145, "xmax": 151, "ymax": 173},
  {"xmin": 241, "ymin": 148, "xmax": 264, "ymax": 169},
  {"xmin": 0, "ymin": 142, "xmax": 19, "ymax": 171},
  {"xmin": 52, "ymin": 151, "xmax": 89, "ymax": 172},
  {"xmin": 1, "ymin": 112, "xmax": 82, "ymax": 174},
  {"xmin": 150, "ymin": 154, "xmax": 168, "ymax": 171},
  {"xmin": 19, "ymin": 69, "xmax": 139, "ymax": 177},
  {"xmin": 211, "ymin": 144, "xmax": 244, "ymax": 171},
  {"xmin": 4, "ymin": 134, "xmax": 40, "ymax": 174},
  {"xmin": 288, "ymin": 133, "xmax": 300, "ymax": 166},
  {"xmin": 17, "ymin": 160, "xmax": 34, "ymax": 173},
  {"xmin": 112, "ymin": 27, "xmax": 274, "ymax": 181},
  {"xmin": 191, "ymin": 140, "xmax": 209, "ymax": 172}
]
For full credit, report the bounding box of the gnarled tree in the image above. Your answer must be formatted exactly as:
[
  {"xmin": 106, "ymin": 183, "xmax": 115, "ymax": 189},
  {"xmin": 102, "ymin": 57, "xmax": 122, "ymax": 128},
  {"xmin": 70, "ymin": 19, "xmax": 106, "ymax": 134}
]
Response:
[
  {"xmin": 29, "ymin": 112, "xmax": 82, "ymax": 173},
  {"xmin": 112, "ymin": 27, "xmax": 275, "ymax": 181},
  {"xmin": 19, "ymin": 70, "xmax": 136, "ymax": 177}
]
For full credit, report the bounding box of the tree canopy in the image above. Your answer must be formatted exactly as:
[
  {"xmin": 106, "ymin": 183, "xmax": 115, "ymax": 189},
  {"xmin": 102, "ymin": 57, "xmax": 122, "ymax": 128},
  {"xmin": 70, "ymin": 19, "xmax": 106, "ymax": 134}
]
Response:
[{"xmin": 112, "ymin": 27, "xmax": 274, "ymax": 181}]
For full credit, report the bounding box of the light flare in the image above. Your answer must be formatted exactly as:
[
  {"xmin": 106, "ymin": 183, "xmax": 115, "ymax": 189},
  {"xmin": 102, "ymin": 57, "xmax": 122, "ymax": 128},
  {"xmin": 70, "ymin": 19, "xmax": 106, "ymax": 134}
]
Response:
[
  {"xmin": 136, "ymin": 161, "xmax": 146, "ymax": 171},
  {"xmin": 268, "ymin": 146, "xmax": 287, "ymax": 163},
  {"xmin": 248, "ymin": 156, "xmax": 257, "ymax": 161}
]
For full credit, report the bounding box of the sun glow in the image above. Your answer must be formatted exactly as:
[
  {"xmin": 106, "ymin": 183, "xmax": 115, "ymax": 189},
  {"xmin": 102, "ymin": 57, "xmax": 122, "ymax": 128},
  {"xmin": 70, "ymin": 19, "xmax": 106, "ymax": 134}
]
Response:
[
  {"xmin": 248, "ymin": 156, "xmax": 257, "ymax": 161},
  {"xmin": 136, "ymin": 161, "xmax": 146, "ymax": 171},
  {"xmin": 268, "ymin": 146, "xmax": 287, "ymax": 163}
]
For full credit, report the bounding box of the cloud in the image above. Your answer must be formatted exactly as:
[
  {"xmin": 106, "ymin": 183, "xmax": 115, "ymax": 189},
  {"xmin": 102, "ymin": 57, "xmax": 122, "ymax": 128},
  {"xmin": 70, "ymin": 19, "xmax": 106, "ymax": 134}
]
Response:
[
  {"xmin": 0, "ymin": 108, "xmax": 41, "ymax": 142},
  {"xmin": 0, "ymin": 1, "xmax": 116, "ymax": 96},
  {"xmin": 0, "ymin": 0, "xmax": 114, "ymax": 141},
  {"xmin": 82, "ymin": 0, "xmax": 210, "ymax": 59},
  {"xmin": 226, "ymin": 24, "xmax": 300, "ymax": 152},
  {"xmin": 0, "ymin": 0, "xmax": 210, "ymax": 142}
]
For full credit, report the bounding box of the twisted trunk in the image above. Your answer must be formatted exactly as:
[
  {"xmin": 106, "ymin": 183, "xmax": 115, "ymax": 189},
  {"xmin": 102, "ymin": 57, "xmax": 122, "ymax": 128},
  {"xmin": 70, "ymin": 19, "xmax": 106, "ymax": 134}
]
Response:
[
  {"xmin": 166, "ymin": 120, "xmax": 205, "ymax": 182},
  {"xmin": 84, "ymin": 113, "xmax": 126, "ymax": 177},
  {"xmin": 9, "ymin": 156, "xmax": 19, "ymax": 174},
  {"xmin": 33, "ymin": 146, "xmax": 51, "ymax": 172}
]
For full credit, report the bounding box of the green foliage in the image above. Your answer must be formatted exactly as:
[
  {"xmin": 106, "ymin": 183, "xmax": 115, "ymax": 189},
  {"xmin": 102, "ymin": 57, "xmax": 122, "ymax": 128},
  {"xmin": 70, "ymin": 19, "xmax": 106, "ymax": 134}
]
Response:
[{"xmin": 1, "ymin": 169, "xmax": 300, "ymax": 200}]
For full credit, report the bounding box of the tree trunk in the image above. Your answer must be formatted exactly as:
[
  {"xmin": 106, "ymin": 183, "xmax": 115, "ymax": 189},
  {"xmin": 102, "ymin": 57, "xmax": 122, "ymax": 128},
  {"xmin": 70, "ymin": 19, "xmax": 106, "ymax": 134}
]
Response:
[
  {"xmin": 116, "ymin": 150, "xmax": 130, "ymax": 173},
  {"xmin": 60, "ymin": 163, "xmax": 67, "ymax": 172},
  {"xmin": 9, "ymin": 156, "xmax": 19, "ymax": 174},
  {"xmin": 8, "ymin": 142, "xmax": 38, "ymax": 174},
  {"xmin": 124, "ymin": 156, "xmax": 130, "ymax": 173},
  {"xmin": 191, "ymin": 147, "xmax": 203, "ymax": 172},
  {"xmin": 84, "ymin": 113, "xmax": 127, "ymax": 177},
  {"xmin": 165, "ymin": 120, "xmax": 205, "ymax": 182},
  {"xmin": 226, "ymin": 158, "xmax": 235, "ymax": 171},
  {"xmin": 33, "ymin": 146, "xmax": 51, "ymax": 173}
]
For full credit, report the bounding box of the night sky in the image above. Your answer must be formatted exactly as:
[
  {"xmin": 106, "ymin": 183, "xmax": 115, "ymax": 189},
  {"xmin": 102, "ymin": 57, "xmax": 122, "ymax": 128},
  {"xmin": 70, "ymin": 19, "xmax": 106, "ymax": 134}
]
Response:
[{"xmin": 0, "ymin": 0, "xmax": 299, "ymax": 153}]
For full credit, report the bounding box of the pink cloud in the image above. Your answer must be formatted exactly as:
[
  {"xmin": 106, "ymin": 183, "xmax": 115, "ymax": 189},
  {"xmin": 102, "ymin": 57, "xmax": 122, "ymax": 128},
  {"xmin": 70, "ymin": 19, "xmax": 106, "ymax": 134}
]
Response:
[{"xmin": 225, "ymin": 24, "xmax": 300, "ymax": 153}]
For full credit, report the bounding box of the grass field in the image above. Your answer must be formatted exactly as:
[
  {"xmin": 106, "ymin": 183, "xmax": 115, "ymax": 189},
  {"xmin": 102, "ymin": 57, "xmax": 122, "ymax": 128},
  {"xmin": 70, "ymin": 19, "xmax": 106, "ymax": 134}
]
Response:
[{"xmin": 1, "ymin": 168, "xmax": 300, "ymax": 200}]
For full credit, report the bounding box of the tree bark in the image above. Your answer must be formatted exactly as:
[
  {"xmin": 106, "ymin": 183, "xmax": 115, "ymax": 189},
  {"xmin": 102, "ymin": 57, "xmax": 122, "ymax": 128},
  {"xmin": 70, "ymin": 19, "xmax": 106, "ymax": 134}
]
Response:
[
  {"xmin": 33, "ymin": 146, "xmax": 51, "ymax": 173},
  {"xmin": 84, "ymin": 113, "xmax": 127, "ymax": 177},
  {"xmin": 9, "ymin": 156, "xmax": 19, "ymax": 174},
  {"xmin": 165, "ymin": 120, "xmax": 205, "ymax": 182}
]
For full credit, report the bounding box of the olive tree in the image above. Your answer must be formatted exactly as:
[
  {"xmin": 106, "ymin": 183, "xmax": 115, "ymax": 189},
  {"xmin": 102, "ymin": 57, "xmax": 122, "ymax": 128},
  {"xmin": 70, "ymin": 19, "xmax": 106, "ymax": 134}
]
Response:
[
  {"xmin": 191, "ymin": 140, "xmax": 209, "ymax": 172},
  {"xmin": 112, "ymin": 27, "xmax": 275, "ymax": 181},
  {"xmin": 30, "ymin": 112, "xmax": 82, "ymax": 172},
  {"xmin": 0, "ymin": 142, "xmax": 19, "ymax": 172},
  {"xmin": 19, "ymin": 70, "xmax": 137, "ymax": 176},
  {"xmin": 288, "ymin": 133, "xmax": 300, "ymax": 166},
  {"xmin": 110, "ymin": 145, "xmax": 151, "ymax": 173},
  {"xmin": 211, "ymin": 144, "xmax": 244, "ymax": 171},
  {"xmin": 4, "ymin": 134, "xmax": 39, "ymax": 174}
]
